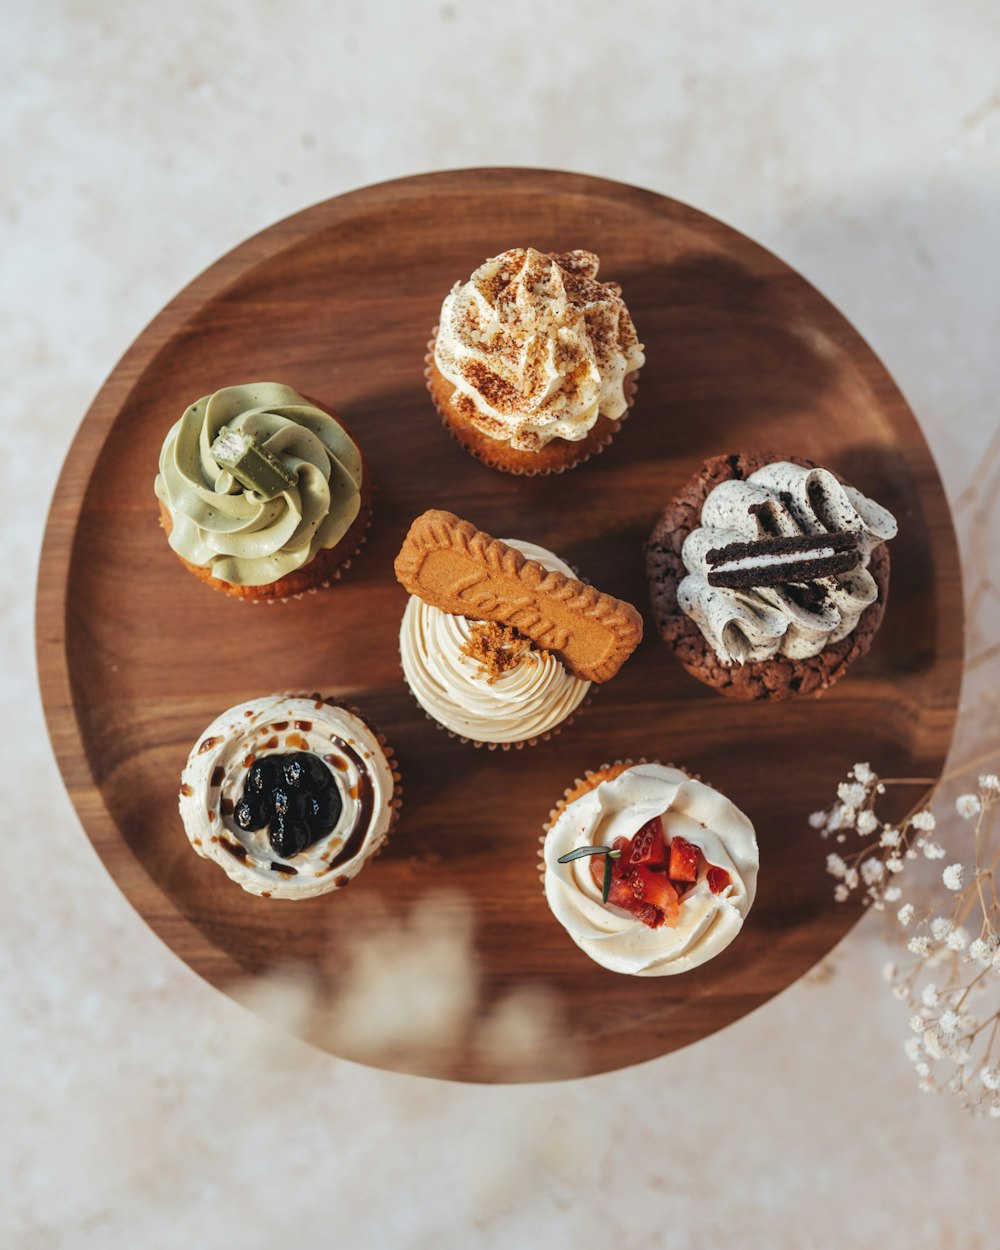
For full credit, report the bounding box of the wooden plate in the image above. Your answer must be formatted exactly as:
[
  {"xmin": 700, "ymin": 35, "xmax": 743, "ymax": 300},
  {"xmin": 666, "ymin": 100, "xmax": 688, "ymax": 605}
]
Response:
[{"xmin": 37, "ymin": 169, "xmax": 963, "ymax": 1083}]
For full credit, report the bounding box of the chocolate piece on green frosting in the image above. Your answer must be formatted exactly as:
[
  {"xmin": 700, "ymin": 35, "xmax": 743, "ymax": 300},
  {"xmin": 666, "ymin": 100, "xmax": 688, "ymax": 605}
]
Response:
[
  {"xmin": 210, "ymin": 427, "xmax": 295, "ymax": 500},
  {"xmin": 154, "ymin": 382, "xmax": 363, "ymax": 588}
]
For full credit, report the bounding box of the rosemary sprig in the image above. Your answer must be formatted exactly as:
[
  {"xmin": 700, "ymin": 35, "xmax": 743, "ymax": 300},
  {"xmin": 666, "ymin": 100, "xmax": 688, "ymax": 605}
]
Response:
[{"xmin": 557, "ymin": 844, "xmax": 623, "ymax": 903}]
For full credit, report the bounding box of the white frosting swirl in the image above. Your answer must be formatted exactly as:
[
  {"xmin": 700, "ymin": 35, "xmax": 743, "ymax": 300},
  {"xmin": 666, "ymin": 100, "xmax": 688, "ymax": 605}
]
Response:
[
  {"xmin": 677, "ymin": 462, "xmax": 897, "ymax": 665},
  {"xmin": 544, "ymin": 763, "xmax": 759, "ymax": 976},
  {"xmin": 399, "ymin": 539, "xmax": 590, "ymax": 744},
  {"xmin": 434, "ymin": 248, "xmax": 645, "ymax": 451},
  {"xmin": 179, "ymin": 695, "xmax": 395, "ymax": 899}
]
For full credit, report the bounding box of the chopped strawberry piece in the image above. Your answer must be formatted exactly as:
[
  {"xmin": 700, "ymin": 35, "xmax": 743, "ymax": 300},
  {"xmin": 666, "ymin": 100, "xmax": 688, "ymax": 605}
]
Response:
[
  {"xmin": 630, "ymin": 866, "xmax": 680, "ymax": 928},
  {"xmin": 620, "ymin": 817, "xmax": 667, "ymax": 872},
  {"xmin": 668, "ymin": 835, "xmax": 701, "ymax": 883},
  {"xmin": 707, "ymin": 866, "xmax": 731, "ymax": 894},
  {"xmin": 605, "ymin": 877, "xmax": 638, "ymax": 911}
]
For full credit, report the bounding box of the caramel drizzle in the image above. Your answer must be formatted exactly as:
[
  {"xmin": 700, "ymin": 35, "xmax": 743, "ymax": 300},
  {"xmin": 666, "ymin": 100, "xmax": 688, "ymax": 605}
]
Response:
[{"xmin": 327, "ymin": 736, "xmax": 375, "ymax": 870}]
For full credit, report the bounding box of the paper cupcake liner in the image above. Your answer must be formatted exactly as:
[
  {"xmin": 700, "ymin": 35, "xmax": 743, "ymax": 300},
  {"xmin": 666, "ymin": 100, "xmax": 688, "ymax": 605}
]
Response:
[
  {"xmin": 425, "ymin": 330, "xmax": 639, "ymax": 477},
  {"xmin": 258, "ymin": 502, "xmax": 375, "ymax": 607}
]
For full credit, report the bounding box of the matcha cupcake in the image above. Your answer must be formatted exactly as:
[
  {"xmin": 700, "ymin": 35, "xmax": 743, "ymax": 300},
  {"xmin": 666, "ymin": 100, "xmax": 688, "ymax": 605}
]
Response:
[{"xmin": 155, "ymin": 382, "xmax": 372, "ymax": 601}]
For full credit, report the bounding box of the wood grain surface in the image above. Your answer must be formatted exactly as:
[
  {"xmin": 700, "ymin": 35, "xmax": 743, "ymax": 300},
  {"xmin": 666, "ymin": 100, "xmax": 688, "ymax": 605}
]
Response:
[{"xmin": 36, "ymin": 169, "xmax": 963, "ymax": 1082}]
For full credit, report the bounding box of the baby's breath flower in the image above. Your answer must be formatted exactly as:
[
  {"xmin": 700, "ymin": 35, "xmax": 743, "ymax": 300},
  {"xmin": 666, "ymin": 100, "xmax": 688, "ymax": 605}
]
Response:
[
  {"xmin": 980, "ymin": 774, "xmax": 1000, "ymax": 795},
  {"xmin": 943, "ymin": 863, "xmax": 964, "ymax": 891},
  {"xmin": 833, "ymin": 883, "xmax": 849, "ymax": 903},
  {"xmin": 838, "ymin": 782, "xmax": 867, "ymax": 809},
  {"xmin": 911, "ymin": 809, "xmax": 936, "ymax": 832},
  {"xmin": 946, "ymin": 926, "xmax": 970, "ymax": 952},
  {"xmin": 921, "ymin": 984, "xmax": 941, "ymax": 1008},
  {"xmin": 843, "ymin": 868, "xmax": 859, "ymax": 890},
  {"xmin": 940, "ymin": 1010, "xmax": 965, "ymax": 1040},
  {"xmin": 808, "ymin": 810, "xmax": 828, "ymax": 830},
  {"xmin": 908, "ymin": 936, "xmax": 931, "ymax": 956},
  {"xmin": 904, "ymin": 1037, "xmax": 923, "ymax": 1062},
  {"xmin": 923, "ymin": 1030, "xmax": 944, "ymax": 1060},
  {"xmin": 882, "ymin": 961, "xmax": 897, "ymax": 983},
  {"xmin": 886, "ymin": 855, "xmax": 905, "ymax": 874},
  {"xmin": 897, "ymin": 903, "xmax": 915, "ymax": 927},
  {"xmin": 981, "ymin": 1067, "xmax": 1000, "ymax": 1091},
  {"xmin": 931, "ymin": 917, "xmax": 953, "ymax": 941},
  {"xmin": 968, "ymin": 939, "xmax": 991, "ymax": 963},
  {"xmin": 909, "ymin": 1014, "xmax": 927, "ymax": 1033},
  {"xmin": 922, "ymin": 841, "xmax": 946, "ymax": 859},
  {"xmin": 856, "ymin": 809, "xmax": 879, "ymax": 836},
  {"xmin": 990, "ymin": 1101, "xmax": 1000, "ymax": 1118},
  {"xmin": 880, "ymin": 826, "xmax": 902, "ymax": 848},
  {"xmin": 956, "ymin": 794, "xmax": 982, "ymax": 820},
  {"xmin": 883, "ymin": 885, "xmax": 902, "ymax": 902},
  {"xmin": 852, "ymin": 762, "xmax": 876, "ymax": 785},
  {"xmin": 826, "ymin": 853, "xmax": 847, "ymax": 879},
  {"xmin": 860, "ymin": 858, "xmax": 885, "ymax": 886}
]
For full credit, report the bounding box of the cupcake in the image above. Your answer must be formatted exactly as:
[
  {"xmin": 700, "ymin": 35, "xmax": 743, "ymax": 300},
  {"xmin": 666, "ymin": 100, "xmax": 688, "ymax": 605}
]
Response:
[
  {"xmin": 179, "ymin": 694, "xmax": 401, "ymax": 898},
  {"xmin": 427, "ymin": 248, "xmax": 644, "ymax": 475},
  {"xmin": 542, "ymin": 761, "xmax": 759, "ymax": 976},
  {"xmin": 394, "ymin": 509, "xmax": 643, "ymax": 747},
  {"xmin": 155, "ymin": 382, "xmax": 372, "ymax": 601},
  {"xmin": 646, "ymin": 454, "xmax": 898, "ymax": 700}
]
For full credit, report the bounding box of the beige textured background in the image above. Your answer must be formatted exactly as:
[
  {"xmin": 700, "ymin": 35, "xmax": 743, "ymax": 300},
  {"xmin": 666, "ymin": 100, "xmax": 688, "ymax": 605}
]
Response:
[{"xmin": 5, "ymin": 1, "xmax": 1000, "ymax": 1246}]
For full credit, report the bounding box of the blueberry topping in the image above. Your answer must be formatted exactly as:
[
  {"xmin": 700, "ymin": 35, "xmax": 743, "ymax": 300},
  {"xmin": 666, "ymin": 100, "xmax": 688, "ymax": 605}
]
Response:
[
  {"xmin": 234, "ymin": 797, "xmax": 269, "ymax": 831},
  {"xmin": 234, "ymin": 752, "xmax": 341, "ymax": 859}
]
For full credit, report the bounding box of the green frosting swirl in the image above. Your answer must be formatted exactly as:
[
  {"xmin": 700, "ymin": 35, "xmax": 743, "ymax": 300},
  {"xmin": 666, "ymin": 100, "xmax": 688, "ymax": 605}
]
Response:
[{"xmin": 154, "ymin": 383, "xmax": 363, "ymax": 587}]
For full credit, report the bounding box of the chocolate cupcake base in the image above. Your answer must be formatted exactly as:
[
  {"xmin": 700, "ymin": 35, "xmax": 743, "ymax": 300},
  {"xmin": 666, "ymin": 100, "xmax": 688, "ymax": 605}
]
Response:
[{"xmin": 645, "ymin": 452, "xmax": 891, "ymax": 701}]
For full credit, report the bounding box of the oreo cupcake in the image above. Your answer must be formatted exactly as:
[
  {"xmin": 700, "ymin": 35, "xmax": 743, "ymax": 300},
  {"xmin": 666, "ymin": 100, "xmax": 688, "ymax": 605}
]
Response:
[
  {"xmin": 646, "ymin": 454, "xmax": 897, "ymax": 700},
  {"xmin": 427, "ymin": 248, "xmax": 644, "ymax": 475},
  {"xmin": 179, "ymin": 694, "xmax": 401, "ymax": 898},
  {"xmin": 155, "ymin": 382, "xmax": 372, "ymax": 601},
  {"xmin": 542, "ymin": 761, "xmax": 759, "ymax": 976}
]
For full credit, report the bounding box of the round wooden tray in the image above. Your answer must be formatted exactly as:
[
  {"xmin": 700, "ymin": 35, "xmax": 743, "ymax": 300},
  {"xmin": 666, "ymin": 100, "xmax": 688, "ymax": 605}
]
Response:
[{"xmin": 37, "ymin": 169, "xmax": 963, "ymax": 1083}]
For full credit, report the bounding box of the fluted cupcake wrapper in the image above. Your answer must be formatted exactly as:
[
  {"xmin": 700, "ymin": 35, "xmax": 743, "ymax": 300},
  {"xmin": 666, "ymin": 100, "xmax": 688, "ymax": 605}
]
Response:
[{"xmin": 425, "ymin": 330, "xmax": 639, "ymax": 477}]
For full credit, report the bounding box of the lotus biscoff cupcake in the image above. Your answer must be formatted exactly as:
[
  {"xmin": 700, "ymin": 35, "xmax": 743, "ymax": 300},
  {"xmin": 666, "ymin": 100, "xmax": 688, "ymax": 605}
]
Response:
[
  {"xmin": 646, "ymin": 453, "xmax": 898, "ymax": 700},
  {"xmin": 155, "ymin": 382, "xmax": 372, "ymax": 601},
  {"xmin": 179, "ymin": 693, "xmax": 401, "ymax": 899},
  {"xmin": 394, "ymin": 510, "xmax": 643, "ymax": 748},
  {"xmin": 542, "ymin": 761, "xmax": 759, "ymax": 976},
  {"xmin": 427, "ymin": 248, "xmax": 645, "ymax": 475}
]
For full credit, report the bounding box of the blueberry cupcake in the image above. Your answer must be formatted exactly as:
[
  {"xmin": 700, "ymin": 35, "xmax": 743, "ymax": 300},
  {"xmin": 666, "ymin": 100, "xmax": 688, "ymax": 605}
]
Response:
[
  {"xmin": 179, "ymin": 694, "xmax": 401, "ymax": 898},
  {"xmin": 427, "ymin": 248, "xmax": 644, "ymax": 475},
  {"xmin": 542, "ymin": 761, "xmax": 759, "ymax": 976},
  {"xmin": 645, "ymin": 453, "xmax": 897, "ymax": 700},
  {"xmin": 155, "ymin": 382, "xmax": 372, "ymax": 601},
  {"xmin": 394, "ymin": 510, "xmax": 643, "ymax": 748}
]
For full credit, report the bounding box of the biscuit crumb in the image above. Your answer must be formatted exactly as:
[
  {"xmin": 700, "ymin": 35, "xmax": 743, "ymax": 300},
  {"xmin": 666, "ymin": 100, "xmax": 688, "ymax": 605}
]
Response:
[{"xmin": 461, "ymin": 620, "xmax": 541, "ymax": 683}]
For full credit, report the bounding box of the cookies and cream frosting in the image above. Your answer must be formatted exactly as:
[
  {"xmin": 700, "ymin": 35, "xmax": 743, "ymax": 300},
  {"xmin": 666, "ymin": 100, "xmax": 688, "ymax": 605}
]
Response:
[
  {"xmin": 155, "ymin": 382, "xmax": 363, "ymax": 587},
  {"xmin": 433, "ymin": 248, "xmax": 645, "ymax": 452},
  {"xmin": 677, "ymin": 462, "xmax": 897, "ymax": 665},
  {"xmin": 179, "ymin": 695, "xmax": 395, "ymax": 899},
  {"xmin": 399, "ymin": 539, "xmax": 590, "ymax": 744},
  {"xmin": 543, "ymin": 763, "xmax": 759, "ymax": 976}
]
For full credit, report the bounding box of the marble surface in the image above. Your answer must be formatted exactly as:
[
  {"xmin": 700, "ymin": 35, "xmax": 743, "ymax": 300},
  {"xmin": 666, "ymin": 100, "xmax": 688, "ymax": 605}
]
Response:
[{"xmin": 5, "ymin": 0, "xmax": 1000, "ymax": 1245}]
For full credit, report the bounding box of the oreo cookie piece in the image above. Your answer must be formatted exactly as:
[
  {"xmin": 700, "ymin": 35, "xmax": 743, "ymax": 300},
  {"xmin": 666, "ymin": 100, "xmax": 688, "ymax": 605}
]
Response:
[{"xmin": 705, "ymin": 531, "xmax": 860, "ymax": 589}]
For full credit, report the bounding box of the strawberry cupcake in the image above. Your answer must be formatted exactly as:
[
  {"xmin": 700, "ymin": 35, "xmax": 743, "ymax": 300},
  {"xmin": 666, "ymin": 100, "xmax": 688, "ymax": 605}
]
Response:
[{"xmin": 542, "ymin": 761, "xmax": 758, "ymax": 975}]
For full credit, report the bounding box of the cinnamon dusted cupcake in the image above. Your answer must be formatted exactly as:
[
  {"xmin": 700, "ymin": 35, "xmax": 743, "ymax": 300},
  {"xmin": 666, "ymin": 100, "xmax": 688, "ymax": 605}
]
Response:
[
  {"xmin": 427, "ymin": 248, "xmax": 644, "ymax": 475},
  {"xmin": 155, "ymin": 382, "xmax": 372, "ymax": 601},
  {"xmin": 179, "ymin": 694, "xmax": 401, "ymax": 899},
  {"xmin": 646, "ymin": 454, "xmax": 898, "ymax": 700},
  {"xmin": 394, "ymin": 510, "xmax": 643, "ymax": 747},
  {"xmin": 542, "ymin": 761, "xmax": 759, "ymax": 976}
]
